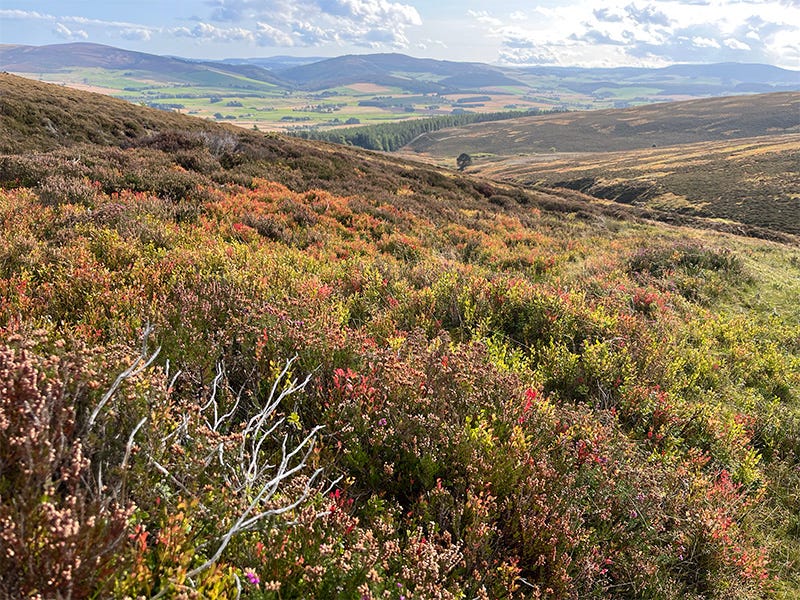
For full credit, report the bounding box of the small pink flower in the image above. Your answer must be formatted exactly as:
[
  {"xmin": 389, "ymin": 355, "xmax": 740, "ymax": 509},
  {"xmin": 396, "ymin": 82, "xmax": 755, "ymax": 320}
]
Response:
[{"xmin": 245, "ymin": 570, "xmax": 260, "ymax": 585}]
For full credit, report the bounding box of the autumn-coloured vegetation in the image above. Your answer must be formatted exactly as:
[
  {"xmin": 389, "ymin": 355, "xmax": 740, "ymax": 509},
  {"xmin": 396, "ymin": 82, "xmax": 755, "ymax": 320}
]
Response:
[{"xmin": 1, "ymin": 75, "xmax": 800, "ymax": 599}]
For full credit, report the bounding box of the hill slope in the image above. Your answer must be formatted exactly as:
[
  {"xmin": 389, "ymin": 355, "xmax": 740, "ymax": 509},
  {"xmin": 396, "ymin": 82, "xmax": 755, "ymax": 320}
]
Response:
[
  {"xmin": 404, "ymin": 92, "xmax": 800, "ymax": 155},
  {"xmin": 1, "ymin": 75, "xmax": 799, "ymax": 599},
  {"xmin": 518, "ymin": 62, "xmax": 800, "ymax": 96},
  {"xmin": 0, "ymin": 42, "xmax": 200, "ymax": 73},
  {"xmin": 0, "ymin": 42, "xmax": 286, "ymax": 87},
  {"xmin": 278, "ymin": 52, "xmax": 526, "ymax": 92},
  {"xmin": 0, "ymin": 44, "xmax": 525, "ymax": 94},
  {"xmin": 401, "ymin": 92, "xmax": 800, "ymax": 237},
  {"xmin": 0, "ymin": 72, "xmax": 239, "ymax": 152},
  {"xmin": 471, "ymin": 134, "xmax": 800, "ymax": 236}
]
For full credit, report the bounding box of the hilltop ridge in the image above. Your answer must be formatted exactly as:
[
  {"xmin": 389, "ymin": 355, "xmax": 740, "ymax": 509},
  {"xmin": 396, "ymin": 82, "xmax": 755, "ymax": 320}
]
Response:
[
  {"xmin": 0, "ymin": 72, "xmax": 238, "ymax": 153},
  {"xmin": 404, "ymin": 91, "xmax": 800, "ymax": 155}
]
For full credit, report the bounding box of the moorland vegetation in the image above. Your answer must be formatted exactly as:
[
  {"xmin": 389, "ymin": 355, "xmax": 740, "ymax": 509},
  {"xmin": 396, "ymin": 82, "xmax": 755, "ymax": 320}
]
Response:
[
  {"xmin": 1, "ymin": 74, "xmax": 799, "ymax": 599},
  {"xmin": 470, "ymin": 134, "xmax": 800, "ymax": 238}
]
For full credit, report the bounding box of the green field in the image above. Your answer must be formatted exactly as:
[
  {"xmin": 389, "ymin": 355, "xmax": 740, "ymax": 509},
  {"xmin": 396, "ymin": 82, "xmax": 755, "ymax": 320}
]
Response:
[
  {"xmin": 22, "ymin": 67, "xmax": 549, "ymax": 131},
  {"xmin": 19, "ymin": 63, "xmax": 757, "ymax": 133}
]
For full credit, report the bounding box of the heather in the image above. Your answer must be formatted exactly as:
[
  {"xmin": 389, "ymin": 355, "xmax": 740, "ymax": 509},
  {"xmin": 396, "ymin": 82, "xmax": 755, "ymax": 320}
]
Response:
[{"xmin": 1, "ymin": 98, "xmax": 800, "ymax": 597}]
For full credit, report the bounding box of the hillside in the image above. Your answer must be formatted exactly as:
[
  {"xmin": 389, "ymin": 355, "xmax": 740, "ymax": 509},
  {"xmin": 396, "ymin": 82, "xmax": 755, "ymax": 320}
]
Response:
[
  {"xmin": 0, "ymin": 72, "xmax": 241, "ymax": 152},
  {"xmin": 0, "ymin": 42, "xmax": 286, "ymax": 86},
  {"xmin": 517, "ymin": 63, "xmax": 800, "ymax": 96},
  {"xmin": 404, "ymin": 92, "xmax": 800, "ymax": 156},
  {"xmin": 1, "ymin": 76, "xmax": 799, "ymax": 599},
  {"xmin": 470, "ymin": 134, "xmax": 800, "ymax": 236},
  {"xmin": 277, "ymin": 53, "xmax": 525, "ymax": 92},
  {"xmin": 0, "ymin": 44, "xmax": 527, "ymax": 96}
]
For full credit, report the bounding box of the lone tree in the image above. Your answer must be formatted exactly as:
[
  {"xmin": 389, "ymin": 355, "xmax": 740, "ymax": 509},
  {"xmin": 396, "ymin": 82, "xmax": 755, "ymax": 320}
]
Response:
[{"xmin": 456, "ymin": 152, "xmax": 472, "ymax": 171}]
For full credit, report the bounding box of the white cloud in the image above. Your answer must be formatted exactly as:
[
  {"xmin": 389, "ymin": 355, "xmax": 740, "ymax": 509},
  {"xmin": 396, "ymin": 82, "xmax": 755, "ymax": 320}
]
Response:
[
  {"xmin": 470, "ymin": 1, "xmax": 800, "ymax": 67},
  {"xmin": 2, "ymin": 2, "xmax": 421, "ymax": 51},
  {"xmin": 724, "ymin": 37, "xmax": 751, "ymax": 50},
  {"xmin": 255, "ymin": 22, "xmax": 295, "ymax": 47},
  {"xmin": 416, "ymin": 38, "xmax": 447, "ymax": 51},
  {"xmin": 467, "ymin": 10, "xmax": 503, "ymax": 27},
  {"xmin": 319, "ymin": 0, "xmax": 421, "ymax": 26},
  {"xmin": 173, "ymin": 22, "xmax": 254, "ymax": 42},
  {"xmin": 1, "ymin": 9, "xmax": 159, "ymax": 34},
  {"xmin": 53, "ymin": 23, "xmax": 88, "ymax": 40},
  {"xmin": 2, "ymin": 2, "xmax": 799, "ymax": 68},
  {"xmin": 693, "ymin": 36, "xmax": 721, "ymax": 47},
  {"xmin": 120, "ymin": 28, "xmax": 152, "ymax": 41},
  {"xmin": 206, "ymin": 0, "xmax": 421, "ymax": 48}
]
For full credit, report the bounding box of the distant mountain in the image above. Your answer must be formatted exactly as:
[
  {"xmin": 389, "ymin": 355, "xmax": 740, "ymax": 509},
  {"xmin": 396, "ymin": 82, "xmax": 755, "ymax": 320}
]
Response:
[
  {"xmin": 221, "ymin": 56, "xmax": 327, "ymax": 71},
  {"xmin": 0, "ymin": 42, "xmax": 286, "ymax": 87},
  {"xmin": 1, "ymin": 42, "xmax": 189, "ymax": 73},
  {"xmin": 192, "ymin": 61, "xmax": 287, "ymax": 86},
  {"xmin": 3, "ymin": 42, "xmax": 798, "ymax": 103},
  {"xmin": 656, "ymin": 62, "xmax": 799, "ymax": 83},
  {"xmin": 276, "ymin": 53, "xmax": 527, "ymax": 92},
  {"xmin": 518, "ymin": 62, "xmax": 800, "ymax": 96},
  {"xmin": 0, "ymin": 44, "xmax": 527, "ymax": 94}
]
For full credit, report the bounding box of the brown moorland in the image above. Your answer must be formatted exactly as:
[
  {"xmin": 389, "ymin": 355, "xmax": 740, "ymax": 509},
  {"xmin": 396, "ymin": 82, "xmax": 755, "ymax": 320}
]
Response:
[{"xmin": 402, "ymin": 92, "xmax": 800, "ymax": 156}]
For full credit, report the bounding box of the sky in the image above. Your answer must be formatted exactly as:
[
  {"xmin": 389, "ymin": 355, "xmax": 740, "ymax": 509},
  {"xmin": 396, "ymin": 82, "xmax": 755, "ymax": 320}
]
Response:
[{"xmin": 1, "ymin": 1, "xmax": 799, "ymax": 69}]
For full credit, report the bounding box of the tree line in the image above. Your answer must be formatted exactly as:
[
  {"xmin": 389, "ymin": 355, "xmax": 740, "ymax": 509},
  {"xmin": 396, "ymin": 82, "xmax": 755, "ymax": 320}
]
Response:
[{"xmin": 290, "ymin": 109, "xmax": 552, "ymax": 152}]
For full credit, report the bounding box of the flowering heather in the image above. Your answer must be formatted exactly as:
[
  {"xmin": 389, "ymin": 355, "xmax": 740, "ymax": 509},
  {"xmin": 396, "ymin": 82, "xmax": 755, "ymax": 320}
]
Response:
[{"xmin": 1, "ymin": 75, "xmax": 799, "ymax": 598}]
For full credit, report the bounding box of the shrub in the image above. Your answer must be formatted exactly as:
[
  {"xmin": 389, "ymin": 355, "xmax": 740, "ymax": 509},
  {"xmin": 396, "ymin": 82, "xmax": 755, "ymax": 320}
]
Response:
[{"xmin": 0, "ymin": 338, "xmax": 133, "ymax": 598}]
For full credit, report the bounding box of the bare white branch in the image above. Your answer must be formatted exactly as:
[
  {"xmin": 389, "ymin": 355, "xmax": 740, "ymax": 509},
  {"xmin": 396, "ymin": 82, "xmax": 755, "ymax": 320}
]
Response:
[
  {"xmin": 175, "ymin": 354, "xmax": 327, "ymax": 585},
  {"xmin": 121, "ymin": 417, "xmax": 147, "ymax": 472},
  {"xmin": 87, "ymin": 339, "xmax": 160, "ymax": 430}
]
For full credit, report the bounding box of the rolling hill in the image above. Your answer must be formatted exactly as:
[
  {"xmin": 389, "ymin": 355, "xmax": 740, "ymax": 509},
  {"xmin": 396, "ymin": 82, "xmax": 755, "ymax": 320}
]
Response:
[
  {"xmin": 0, "ymin": 71, "xmax": 239, "ymax": 152},
  {"xmin": 0, "ymin": 44, "xmax": 526, "ymax": 94},
  {"xmin": 398, "ymin": 92, "xmax": 800, "ymax": 238},
  {"xmin": 403, "ymin": 91, "xmax": 800, "ymax": 156},
  {"xmin": 276, "ymin": 52, "xmax": 526, "ymax": 92},
  {"xmin": 518, "ymin": 62, "xmax": 800, "ymax": 96},
  {"xmin": 0, "ymin": 42, "xmax": 287, "ymax": 87},
  {"xmin": 1, "ymin": 74, "xmax": 799, "ymax": 599},
  {"xmin": 471, "ymin": 134, "xmax": 800, "ymax": 236},
  {"xmin": 4, "ymin": 43, "xmax": 798, "ymax": 98}
]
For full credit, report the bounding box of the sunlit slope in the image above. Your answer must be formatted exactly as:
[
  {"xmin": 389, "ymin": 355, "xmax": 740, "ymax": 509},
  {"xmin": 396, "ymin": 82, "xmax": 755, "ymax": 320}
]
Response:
[
  {"xmin": 404, "ymin": 92, "xmax": 800, "ymax": 156},
  {"xmin": 471, "ymin": 134, "xmax": 800, "ymax": 236},
  {"xmin": 0, "ymin": 72, "xmax": 242, "ymax": 152}
]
